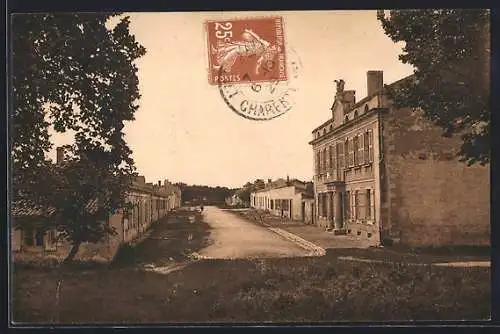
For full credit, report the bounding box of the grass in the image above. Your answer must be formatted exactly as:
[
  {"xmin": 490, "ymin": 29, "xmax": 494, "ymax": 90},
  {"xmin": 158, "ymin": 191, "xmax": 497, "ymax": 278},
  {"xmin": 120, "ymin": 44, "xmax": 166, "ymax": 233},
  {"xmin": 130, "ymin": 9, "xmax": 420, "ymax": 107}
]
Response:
[
  {"xmin": 12, "ymin": 257, "xmax": 490, "ymax": 323},
  {"xmin": 11, "ymin": 209, "xmax": 491, "ymax": 324}
]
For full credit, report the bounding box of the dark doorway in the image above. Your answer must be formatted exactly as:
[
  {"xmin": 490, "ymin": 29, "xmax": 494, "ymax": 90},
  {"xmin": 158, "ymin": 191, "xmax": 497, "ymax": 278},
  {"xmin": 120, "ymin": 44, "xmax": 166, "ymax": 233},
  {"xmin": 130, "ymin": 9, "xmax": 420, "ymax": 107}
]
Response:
[
  {"xmin": 301, "ymin": 202, "xmax": 306, "ymax": 222},
  {"xmin": 311, "ymin": 203, "xmax": 315, "ymax": 225}
]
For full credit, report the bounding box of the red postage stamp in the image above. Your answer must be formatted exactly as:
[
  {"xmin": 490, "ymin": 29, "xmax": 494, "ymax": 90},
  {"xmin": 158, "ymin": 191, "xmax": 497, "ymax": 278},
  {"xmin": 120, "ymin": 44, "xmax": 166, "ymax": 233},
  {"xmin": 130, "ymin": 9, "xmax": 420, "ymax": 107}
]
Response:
[{"xmin": 205, "ymin": 16, "xmax": 287, "ymax": 85}]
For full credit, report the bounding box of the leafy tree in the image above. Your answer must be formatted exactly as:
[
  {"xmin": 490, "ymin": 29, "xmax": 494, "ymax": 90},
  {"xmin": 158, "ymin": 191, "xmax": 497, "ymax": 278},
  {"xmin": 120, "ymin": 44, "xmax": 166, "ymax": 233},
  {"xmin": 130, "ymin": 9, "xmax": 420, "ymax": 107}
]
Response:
[
  {"xmin": 377, "ymin": 9, "xmax": 490, "ymax": 165},
  {"xmin": 253, "ymin": 179, "xmax": 266, "ymax": 190},
  {"xmin": 12, "ymin": 13, "xmax": 146, "ymax": 262}
]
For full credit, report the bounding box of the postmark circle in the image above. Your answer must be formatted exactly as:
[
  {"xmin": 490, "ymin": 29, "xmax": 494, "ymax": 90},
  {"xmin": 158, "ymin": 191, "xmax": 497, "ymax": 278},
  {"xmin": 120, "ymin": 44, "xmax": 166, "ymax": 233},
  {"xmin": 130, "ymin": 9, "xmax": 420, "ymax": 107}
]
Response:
[{"xmin": 218, "ymin": 47, "xmax": 302, "ymax": 121}]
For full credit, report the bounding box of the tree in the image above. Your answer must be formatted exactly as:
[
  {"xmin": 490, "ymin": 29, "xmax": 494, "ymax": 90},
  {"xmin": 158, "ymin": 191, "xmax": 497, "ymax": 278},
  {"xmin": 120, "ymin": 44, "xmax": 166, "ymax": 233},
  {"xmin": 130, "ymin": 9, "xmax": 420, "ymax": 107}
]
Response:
[
  {"xmin": 238, "ymin": 183, "xmax": 253, "ymax": 205},
  {"xmin": 377, "ymin": 9, "xmax": 490, "ymax": 165},
  {"xmin": 253, "ymin": 179, "xmax": 266, "ymax": 190},
  {"xmin": 12, "ymin": 13, "xmax": 146, "ymax": 262}
]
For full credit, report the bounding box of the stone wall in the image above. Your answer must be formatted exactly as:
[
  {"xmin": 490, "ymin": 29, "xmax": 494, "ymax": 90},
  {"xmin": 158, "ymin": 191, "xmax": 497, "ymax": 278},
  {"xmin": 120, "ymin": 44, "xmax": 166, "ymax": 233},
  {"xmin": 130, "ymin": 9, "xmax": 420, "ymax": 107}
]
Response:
[{"xmin": 380, "ymin": 107, "xmax": 490, "ymax": 246}]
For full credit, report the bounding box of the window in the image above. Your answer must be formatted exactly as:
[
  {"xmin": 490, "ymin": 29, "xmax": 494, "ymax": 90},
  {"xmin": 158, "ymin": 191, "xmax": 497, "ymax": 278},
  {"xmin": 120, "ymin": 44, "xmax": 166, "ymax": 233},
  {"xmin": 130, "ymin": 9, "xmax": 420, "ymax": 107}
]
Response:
[
  {"xmin": 364, "ymin": 104, "xmax": 369, "ymax": 113},
  {"xmin": 23, "ymin": 227, "xmax": 34, "ymax": 247},
  {"xmin": 329, "ymin": 124, "xmax": 333, "ymax": 131},
  {"xmin": 344, "ymin": 115, "xmax": 349, "ymax": 123},
  {"xmin": 354, "ymin": 110, "xmax": 358, "ymax": 118},
  {"xmin": 354, "ymin": 191, "xmax": 359, "ymax": 220},
  {"xmin": 353, "ymin": 136, "xmax": 359, "ymax": 165},
  {"xmin": 271, "ymin": 200, "xmax": 274, "ymax": 210},
  {"xmin": 23, "ymin": 227, "xmax": 45, "ymax": 247}
]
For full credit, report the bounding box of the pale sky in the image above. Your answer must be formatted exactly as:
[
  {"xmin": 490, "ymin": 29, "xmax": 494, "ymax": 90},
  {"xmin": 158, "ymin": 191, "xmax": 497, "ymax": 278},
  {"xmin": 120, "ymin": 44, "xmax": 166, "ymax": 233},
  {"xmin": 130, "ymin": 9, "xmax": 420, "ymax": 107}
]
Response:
[{"xmin": 48, "ymin": 10, "xmax": 414, "ymax": 188}]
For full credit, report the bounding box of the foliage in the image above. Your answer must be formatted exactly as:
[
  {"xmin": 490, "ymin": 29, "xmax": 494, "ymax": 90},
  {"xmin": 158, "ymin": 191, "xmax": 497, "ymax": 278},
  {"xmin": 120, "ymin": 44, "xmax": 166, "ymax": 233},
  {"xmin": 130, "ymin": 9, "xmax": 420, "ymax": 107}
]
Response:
[
  {"xmin": 11, "ymin": 13, "xmax": 146, "ymax": 261},
  {"xmin": 175, "ymin": 183, "xmax": 234, "ymax": 205},
  {"xmin": 377, "ymin": 9, "xmax": 490, "ymax": 165}
]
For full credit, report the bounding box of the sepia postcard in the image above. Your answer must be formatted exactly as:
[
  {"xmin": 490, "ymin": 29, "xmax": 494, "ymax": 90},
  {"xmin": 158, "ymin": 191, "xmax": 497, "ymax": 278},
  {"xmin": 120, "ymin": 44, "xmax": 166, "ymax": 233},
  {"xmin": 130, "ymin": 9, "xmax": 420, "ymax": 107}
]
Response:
[{"xmin": 8, "ymin": 9, "xmax": 491, "ymax": 325}]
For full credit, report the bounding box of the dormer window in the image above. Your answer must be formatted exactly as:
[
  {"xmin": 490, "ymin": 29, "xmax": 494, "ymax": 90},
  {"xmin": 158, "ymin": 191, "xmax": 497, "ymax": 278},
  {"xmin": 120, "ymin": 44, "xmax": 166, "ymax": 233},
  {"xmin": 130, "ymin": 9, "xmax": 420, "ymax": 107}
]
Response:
[
  {"xmin": 329, "ymin": 124, "xmax": 333, "ymax": 131},
  {"xmin": 364, "ymin": 104, "xmax": 369, "ymax": 113},
  {"xmin": 323, "ymin": 129, "xmax": 326, "ymax": 136},
  {"xmin": 354, "ymin": 110, "xmax": 358, "ymax": 118},
  {"xmin": 344, "ymin": 115, "xmax": 349, "ymax": 123}
]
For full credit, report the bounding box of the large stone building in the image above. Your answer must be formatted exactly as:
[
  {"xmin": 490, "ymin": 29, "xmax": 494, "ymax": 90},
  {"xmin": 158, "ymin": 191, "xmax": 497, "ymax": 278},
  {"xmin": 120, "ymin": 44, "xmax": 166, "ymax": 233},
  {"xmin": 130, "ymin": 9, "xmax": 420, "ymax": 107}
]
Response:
[
  {"xmin": 309, "ymin": 71, "xmax": 490, "ymax": 246},
  {"xmin": 11, "ymin": 149, "xmax": 182, "ymax": 262},
  {"xmin": 250, "ymin": 177, "xmax": 315, "ymax": 223}
]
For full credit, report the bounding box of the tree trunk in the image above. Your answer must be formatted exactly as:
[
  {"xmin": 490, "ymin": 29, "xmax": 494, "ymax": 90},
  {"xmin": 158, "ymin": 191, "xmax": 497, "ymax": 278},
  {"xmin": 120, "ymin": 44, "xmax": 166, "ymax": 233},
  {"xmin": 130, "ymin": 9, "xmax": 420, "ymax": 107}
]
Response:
[{"xmin": 63, "ymin": 241, "xmax": 81, "ymax": 264}]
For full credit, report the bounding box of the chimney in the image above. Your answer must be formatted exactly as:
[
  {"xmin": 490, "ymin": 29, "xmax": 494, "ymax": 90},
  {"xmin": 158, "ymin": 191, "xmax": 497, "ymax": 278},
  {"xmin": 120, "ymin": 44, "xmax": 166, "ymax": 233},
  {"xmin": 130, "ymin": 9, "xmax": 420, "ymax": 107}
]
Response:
[
  {"xmin": 342, "ymin": 90, "xmax": 356, "ymax": 107},
  {"xmin": 56, "ymin": 147, "xmax": 65, "ymax": 164},
  {"xmin": 367, "ymin": 70, "xmax": 384, "ymax": 96}
]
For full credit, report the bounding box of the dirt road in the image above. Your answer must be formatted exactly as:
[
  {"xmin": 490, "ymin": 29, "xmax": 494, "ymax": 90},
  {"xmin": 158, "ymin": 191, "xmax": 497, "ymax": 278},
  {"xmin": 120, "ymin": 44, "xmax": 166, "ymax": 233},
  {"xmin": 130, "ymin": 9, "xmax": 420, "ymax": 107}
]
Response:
[{"xmin": 198, "ymin": 206, "xmax": 309, "ymax": 259}]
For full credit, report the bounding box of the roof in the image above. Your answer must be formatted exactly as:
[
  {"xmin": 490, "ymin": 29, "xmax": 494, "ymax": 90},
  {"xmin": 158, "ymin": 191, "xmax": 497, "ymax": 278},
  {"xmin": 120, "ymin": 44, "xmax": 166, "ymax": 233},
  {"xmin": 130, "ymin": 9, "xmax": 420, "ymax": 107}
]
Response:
[
  {"xmin": 311, "ymin": 73, "xmax": 415, "ymax": 134},
  {"xmin": 253, "ymin": 179, "xmax": 307, "ymax": 193},
  {"xmin": 11, "ymin": 197, "xmax": 100, "ymax": 218},
  {"xmin": 11, "ymin": 200, "xmax": 56, "ymax": 218}
]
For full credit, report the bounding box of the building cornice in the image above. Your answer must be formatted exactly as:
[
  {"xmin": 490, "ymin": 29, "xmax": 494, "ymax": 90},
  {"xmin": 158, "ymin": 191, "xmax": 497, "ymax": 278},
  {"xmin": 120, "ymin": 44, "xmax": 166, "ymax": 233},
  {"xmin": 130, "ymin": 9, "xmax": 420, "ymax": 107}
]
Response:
[{"xmin": 309, "ymin": 108, "xmax": 387, "ymax": 146}]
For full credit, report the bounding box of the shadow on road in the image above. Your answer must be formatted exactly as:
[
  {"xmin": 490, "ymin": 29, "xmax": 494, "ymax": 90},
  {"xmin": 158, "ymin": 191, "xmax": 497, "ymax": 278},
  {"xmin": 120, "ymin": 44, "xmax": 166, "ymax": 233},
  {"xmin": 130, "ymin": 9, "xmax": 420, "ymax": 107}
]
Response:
[{"xmin": 112, "ymin": 209, "xmax": 212, "ymax": 268}]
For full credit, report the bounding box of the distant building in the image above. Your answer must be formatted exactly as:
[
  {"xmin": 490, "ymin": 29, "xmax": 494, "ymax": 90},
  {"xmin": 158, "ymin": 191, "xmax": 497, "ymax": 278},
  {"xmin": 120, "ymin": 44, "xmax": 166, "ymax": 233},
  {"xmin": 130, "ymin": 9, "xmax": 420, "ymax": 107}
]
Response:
[
  {"xmin": 309, "ymin": 71, "xmax": 490, "ymax": 246},
  {"xmin": 225, "ymin": 188, "xmax": 249, "ymax": 207},
  {"xmin": 10, "ymin": 148, "xmax": 182, "ymax": 262},
  {"xmin": 225, "ymin": 192, "xmax": 243, "ymax": 207},
  {"xmin": 250, "ymin": 177, "xmax": 315, "ymax": 223}
]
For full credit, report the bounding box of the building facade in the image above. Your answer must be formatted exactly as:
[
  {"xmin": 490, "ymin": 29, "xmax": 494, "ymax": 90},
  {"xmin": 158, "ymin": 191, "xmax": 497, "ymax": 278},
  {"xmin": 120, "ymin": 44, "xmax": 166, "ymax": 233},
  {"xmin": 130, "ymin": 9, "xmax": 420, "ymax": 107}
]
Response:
[
  {"xmin": 310, "ymin": 71, "xmax": 490, "ymax": 246},
  {"xmin": 250, "ymin": 178, "xmax": 315, "ymax": 223},
  {"xmin": 11, "ymin": 165, "xmax": 182, "ymax": 262},
  {"xmin": 225, "ymin": 191, "xmax": 245, "ymax": 207}
]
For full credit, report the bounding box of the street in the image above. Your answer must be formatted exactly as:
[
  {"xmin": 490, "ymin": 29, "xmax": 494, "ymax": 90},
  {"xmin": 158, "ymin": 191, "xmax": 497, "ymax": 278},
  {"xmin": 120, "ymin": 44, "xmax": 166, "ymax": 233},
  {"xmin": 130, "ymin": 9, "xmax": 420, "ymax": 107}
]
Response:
[{"xmin": 197, "ymin": 206, "xmax": 309, "ymax": 259}]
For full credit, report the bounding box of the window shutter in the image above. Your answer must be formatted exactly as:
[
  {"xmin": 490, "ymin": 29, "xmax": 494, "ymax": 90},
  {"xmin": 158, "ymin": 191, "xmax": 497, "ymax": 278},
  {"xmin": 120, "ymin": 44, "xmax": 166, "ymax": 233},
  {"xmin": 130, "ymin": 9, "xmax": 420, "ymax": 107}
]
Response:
[
  {"xmin": 331, "ymin": 145, "xmax": 336, "ymax": 178},
  {"xmin": 349, "ymin": 138, "xmax": 354, "ymax": 167},
  {"xmin": 364, "ymin": 132, "xmax": 369, "ymax": 163},
  {"xmin": 368, "ymin": 130, "xmax": 374, "ymax": 162},
  {"xmin": 353, "ymin": 136, "xmax": 358, "ymax": 165},
  {"xmin": 359, "ymin": 134, "xmax": 364, "ymax": 165},
  {"xmin": 338, "ymin": 142, "xmax": 344, "ymax": 171},
  {"xmin": 329, "ymin": 145, "xmax": 333, "ymax": 172},
  {"xmin": 344, "ymin": 140, "xmax": 349, "ymax": 168},
  {"xmin": 316, "ymin": 151, "xmax": 320, "ymax": 175}
]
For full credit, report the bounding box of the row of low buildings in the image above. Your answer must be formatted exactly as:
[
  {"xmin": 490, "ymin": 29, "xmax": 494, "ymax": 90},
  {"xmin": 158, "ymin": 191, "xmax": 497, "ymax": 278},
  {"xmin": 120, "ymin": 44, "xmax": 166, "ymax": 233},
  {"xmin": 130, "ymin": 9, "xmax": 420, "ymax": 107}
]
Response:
[
  {"xmin": 250, "ymin": 177, "xmax": 315, "ymax": 224},
  {"xmin": 252, "ymin": 70, "xmax": 490, "ymax": 247},
  {"xmin": 10, "ymin": 148, "xmax": 182, "ymax": 262}
]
